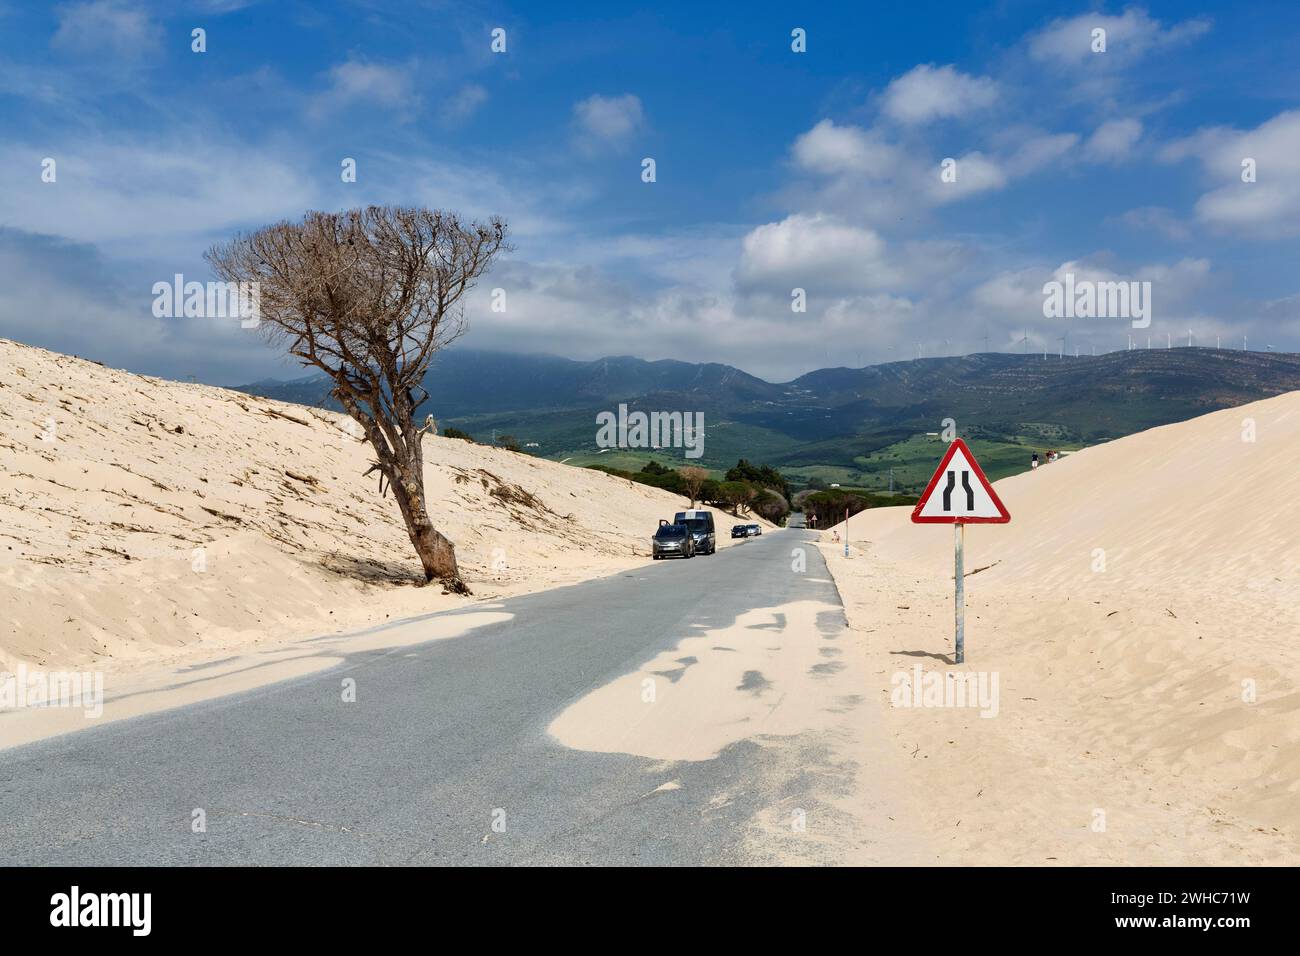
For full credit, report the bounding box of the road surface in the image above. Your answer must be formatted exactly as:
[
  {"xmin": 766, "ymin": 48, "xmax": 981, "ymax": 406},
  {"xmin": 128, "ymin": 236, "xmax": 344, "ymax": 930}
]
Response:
[{"xmin": 0, "ymin": 528, "xmax": 906, "ymax": 865}]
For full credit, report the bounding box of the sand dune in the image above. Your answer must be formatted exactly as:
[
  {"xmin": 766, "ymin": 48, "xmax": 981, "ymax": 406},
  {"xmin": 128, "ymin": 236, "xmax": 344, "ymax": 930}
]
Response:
[
  {"xmin": 822, "ymin": 391, "xmax": 1300, "ymax": 864},
  {"xmin": 0, "ymin": 337, "xmax": 758, "ymax": 677}
]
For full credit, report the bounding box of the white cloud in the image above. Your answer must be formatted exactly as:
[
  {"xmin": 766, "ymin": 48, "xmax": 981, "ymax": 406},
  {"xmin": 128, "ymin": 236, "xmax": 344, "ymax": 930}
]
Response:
[
  {"xmin": 1083, "ymin": 118, "xmax": 1142, "ymax": 162},
  {"xmin": 1028, "ymin": 8, "xmax": 1210, "ymax": 68},
  {"xmin": 0, "ymin": 138, "xmax": 317, "ymax": 246},
  {"xmin": 880, "ymin": 64, "xmax": 997, "ymax": 124},
  {"xmin": 572, "ymin": 93, "xmax": 645, "ymax": 151},
  {"xmin": 311, "ymin": 58, "xmax": 418, "ymax": 119},
  {"xmin": 1162, "ymin": 110, "xmax": 1300, "ymax": 236},
  {"xmin": 786, "ymin": 118, "xmax": 1085, "ymax": 224},
  {"xmin": 972, "ymin": 256, "xmax": 1213, "ymax": 335},
  {"xmin": 929, "ymin": 151, "xmax": 1007, "ymax": 202},
  {"xmin": 51, "ymin": 0, "xmax": 161, "ymax": 59},
  {"xmin": 791, "ymin": 119, "xmax": 900, "ymax": 176},
  {"xmin": 734, "ymin": 214, "xmax": 895, "ymax": 294}
]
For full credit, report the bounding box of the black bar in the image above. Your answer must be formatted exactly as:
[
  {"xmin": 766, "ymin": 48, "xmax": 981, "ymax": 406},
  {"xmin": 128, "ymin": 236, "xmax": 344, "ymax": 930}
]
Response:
[{"xmin": 1, "ymin": 866, "xmax": 1287, "ymax": 942}]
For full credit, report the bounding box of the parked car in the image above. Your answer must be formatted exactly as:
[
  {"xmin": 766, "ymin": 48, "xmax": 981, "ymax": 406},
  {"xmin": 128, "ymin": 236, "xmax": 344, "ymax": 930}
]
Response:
[
  {"xmin": 674, "ymin": 509, "xmax": 716, "ymax": 555},
  {"xmin": 746, "ymin": 524, "xmax": 762, "ymax": 536},
  {"xmin": 652, "ymin": 523, "xmax": 695, "ymax": 559},
  {"xmin": 731, "ymin": 524, "xmax": 748, "ymax": 539}
]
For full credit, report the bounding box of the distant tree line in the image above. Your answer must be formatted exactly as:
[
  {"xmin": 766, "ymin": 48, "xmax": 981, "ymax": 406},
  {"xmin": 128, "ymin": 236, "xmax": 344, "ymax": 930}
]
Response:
[
  {"xmin": 587, "ymin": 459, "xmax": 792, "ymax": 524},
  {"xmin": 797, "ymin": 489, "xmax": 919, "ymax": 529}
]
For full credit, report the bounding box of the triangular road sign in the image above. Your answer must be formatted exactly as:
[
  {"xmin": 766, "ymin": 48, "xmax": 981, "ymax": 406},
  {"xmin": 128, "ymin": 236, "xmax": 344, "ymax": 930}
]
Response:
[{"xmin": 911, "ymin": 438, "xmax": 1011, "ymax": 524}]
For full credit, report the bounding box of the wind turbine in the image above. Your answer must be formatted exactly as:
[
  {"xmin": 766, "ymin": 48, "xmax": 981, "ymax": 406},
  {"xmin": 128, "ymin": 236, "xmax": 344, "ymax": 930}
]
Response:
[
  {"xmin": 1166, "ymin": 333, "xmax": 1172, "ymax": 349},
  {"xmin": 1188, "ymin": 329, "xmax": 1194, "ymax": 347}
]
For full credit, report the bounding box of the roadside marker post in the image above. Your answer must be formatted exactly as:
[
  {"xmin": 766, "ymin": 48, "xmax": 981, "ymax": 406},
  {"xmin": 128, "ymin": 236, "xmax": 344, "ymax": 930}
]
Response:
[{"xmin": 910, "ymin": 439, "xmax": 1010, "ymax": 664}]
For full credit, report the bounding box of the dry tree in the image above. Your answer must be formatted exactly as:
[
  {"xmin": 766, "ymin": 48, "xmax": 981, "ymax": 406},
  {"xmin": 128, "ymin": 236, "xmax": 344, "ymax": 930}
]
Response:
[
  {"xmin": 206, "ymin": 206, "xmax": 508, "ymax": 592},
  {"xmin": 679, "ymin": 466, "xmax": 709, "ymax": 508}
]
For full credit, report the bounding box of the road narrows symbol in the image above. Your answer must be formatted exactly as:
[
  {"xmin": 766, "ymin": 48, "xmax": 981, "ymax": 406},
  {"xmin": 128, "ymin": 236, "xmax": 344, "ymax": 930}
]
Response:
[{"xmin": 941, "ymin": 470, "xmax": 975, "ymax": 511}]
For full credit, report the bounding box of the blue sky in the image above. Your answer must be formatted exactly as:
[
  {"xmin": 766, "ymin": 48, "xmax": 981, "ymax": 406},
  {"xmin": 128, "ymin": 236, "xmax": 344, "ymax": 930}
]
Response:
[{"xmin": 2, "ymin": 0, "xmax": 1299, "ymax": 383}]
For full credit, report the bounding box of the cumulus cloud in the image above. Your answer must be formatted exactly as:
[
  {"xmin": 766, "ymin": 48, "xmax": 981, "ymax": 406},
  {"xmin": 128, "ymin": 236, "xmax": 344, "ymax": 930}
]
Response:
[
  {"xmin": 1028, "ymin": 8, "xmax": 1210, "ymax": 68},
  {"xmin": 1161, "ymin": 110, "xmax": 1300, "ymax": 236},
  {"xmin": 972, "ymin": 256, "xmax": 1213, "ymax": 343},
  {"xmin": 734, "ymin": 214, "xmax": 895, "ymax": 295},
  {"xmin": 785, "ymin": 120, "xmax": 1012, "ymax": 223},
  {"xmin": 929, "ymin": 151, "xmax": 1007, "ymax": 202},
  {"xmin": 792, "ymin": 119, "xmax": 900, "ymax": 176},
  {"xmin": 881, "ymin": 64, "xmax": 998, "ymax": 124},
  {"xmin": 572, "ymin": 93, "xmax": 645, "ymax": 152}
]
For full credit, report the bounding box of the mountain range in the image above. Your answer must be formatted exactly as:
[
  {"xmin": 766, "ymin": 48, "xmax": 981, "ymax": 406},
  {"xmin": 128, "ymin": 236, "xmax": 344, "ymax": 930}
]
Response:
[{"xmin": 237, "ymin": 347, "xmax": 1300, "ymax": 492}]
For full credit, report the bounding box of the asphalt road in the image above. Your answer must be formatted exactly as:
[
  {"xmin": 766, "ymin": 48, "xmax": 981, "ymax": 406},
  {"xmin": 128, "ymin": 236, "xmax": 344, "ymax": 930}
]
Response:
[{"xmin": 0, "ymin": 528, "xmax": 870, "ymax": 865}]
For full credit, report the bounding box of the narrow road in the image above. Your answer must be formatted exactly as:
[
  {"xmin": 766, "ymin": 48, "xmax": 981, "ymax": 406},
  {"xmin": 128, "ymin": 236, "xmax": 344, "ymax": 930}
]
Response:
[{"xmin": 0, "ymin": 529, "xmax": 905, "ymax": 865}]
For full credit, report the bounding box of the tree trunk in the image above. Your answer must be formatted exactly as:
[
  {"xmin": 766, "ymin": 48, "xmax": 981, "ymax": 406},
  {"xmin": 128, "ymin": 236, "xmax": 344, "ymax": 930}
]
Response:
[
  {"xmin": 335, "ymin": 388, "xmax": 469, "ymax": 593},
  {"xmin": 390, "ymin": 459, "xmax": 469, "ymax": 593}
]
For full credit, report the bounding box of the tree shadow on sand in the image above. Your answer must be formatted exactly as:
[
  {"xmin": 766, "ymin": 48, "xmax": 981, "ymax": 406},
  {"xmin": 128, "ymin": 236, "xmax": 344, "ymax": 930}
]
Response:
[{"xmin": 318, "ymin": 551, "xmax": 424, "ymax": 585}]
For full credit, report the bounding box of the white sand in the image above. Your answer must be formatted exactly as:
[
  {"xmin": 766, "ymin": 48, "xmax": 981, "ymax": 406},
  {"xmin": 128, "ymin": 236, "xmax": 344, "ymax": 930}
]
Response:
[
  {"xmin": 548, "ymin": 595, "xmax": 928, "ymax": 864},
  {"xmin": 0, "ymin": 337, "xmax": 767, "ymax": 742},
  {"xmin": 819, "ymin": 392, "xmax": 1300, "ymax": 864}
]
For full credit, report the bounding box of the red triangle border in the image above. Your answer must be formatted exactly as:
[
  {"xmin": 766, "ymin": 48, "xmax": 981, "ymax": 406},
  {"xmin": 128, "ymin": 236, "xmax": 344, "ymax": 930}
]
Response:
[{"xmin": 910, "ymin": 438, "xmax": 1011, "ymax": 524}]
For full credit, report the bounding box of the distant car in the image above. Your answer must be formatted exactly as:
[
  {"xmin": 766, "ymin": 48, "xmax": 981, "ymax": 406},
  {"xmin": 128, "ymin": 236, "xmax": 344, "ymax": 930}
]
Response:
[
  {"xmin": 674, "ymin": 509, "xmax": 716, "ymax": 555},
  {"xmin": 652, "ymin": 523, "xmax": 695, "ymax": 559},
  {"xmin": 731, "ymin": 524, "xmax": 748, "ymax": 539},
  {"xmin": 746, "ymin": 524, "xmax": 762, "ymax": 537}
]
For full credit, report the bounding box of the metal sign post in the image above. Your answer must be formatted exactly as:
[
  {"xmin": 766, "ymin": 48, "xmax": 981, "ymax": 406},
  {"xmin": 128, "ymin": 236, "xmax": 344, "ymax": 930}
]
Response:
[
  {"xmin": 954, "ymin": 522, "xmax": 965, "ymax": 664},
  {"xmin": 844, "ymin": 508, "xmax": 849, "ymax": 558}
]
